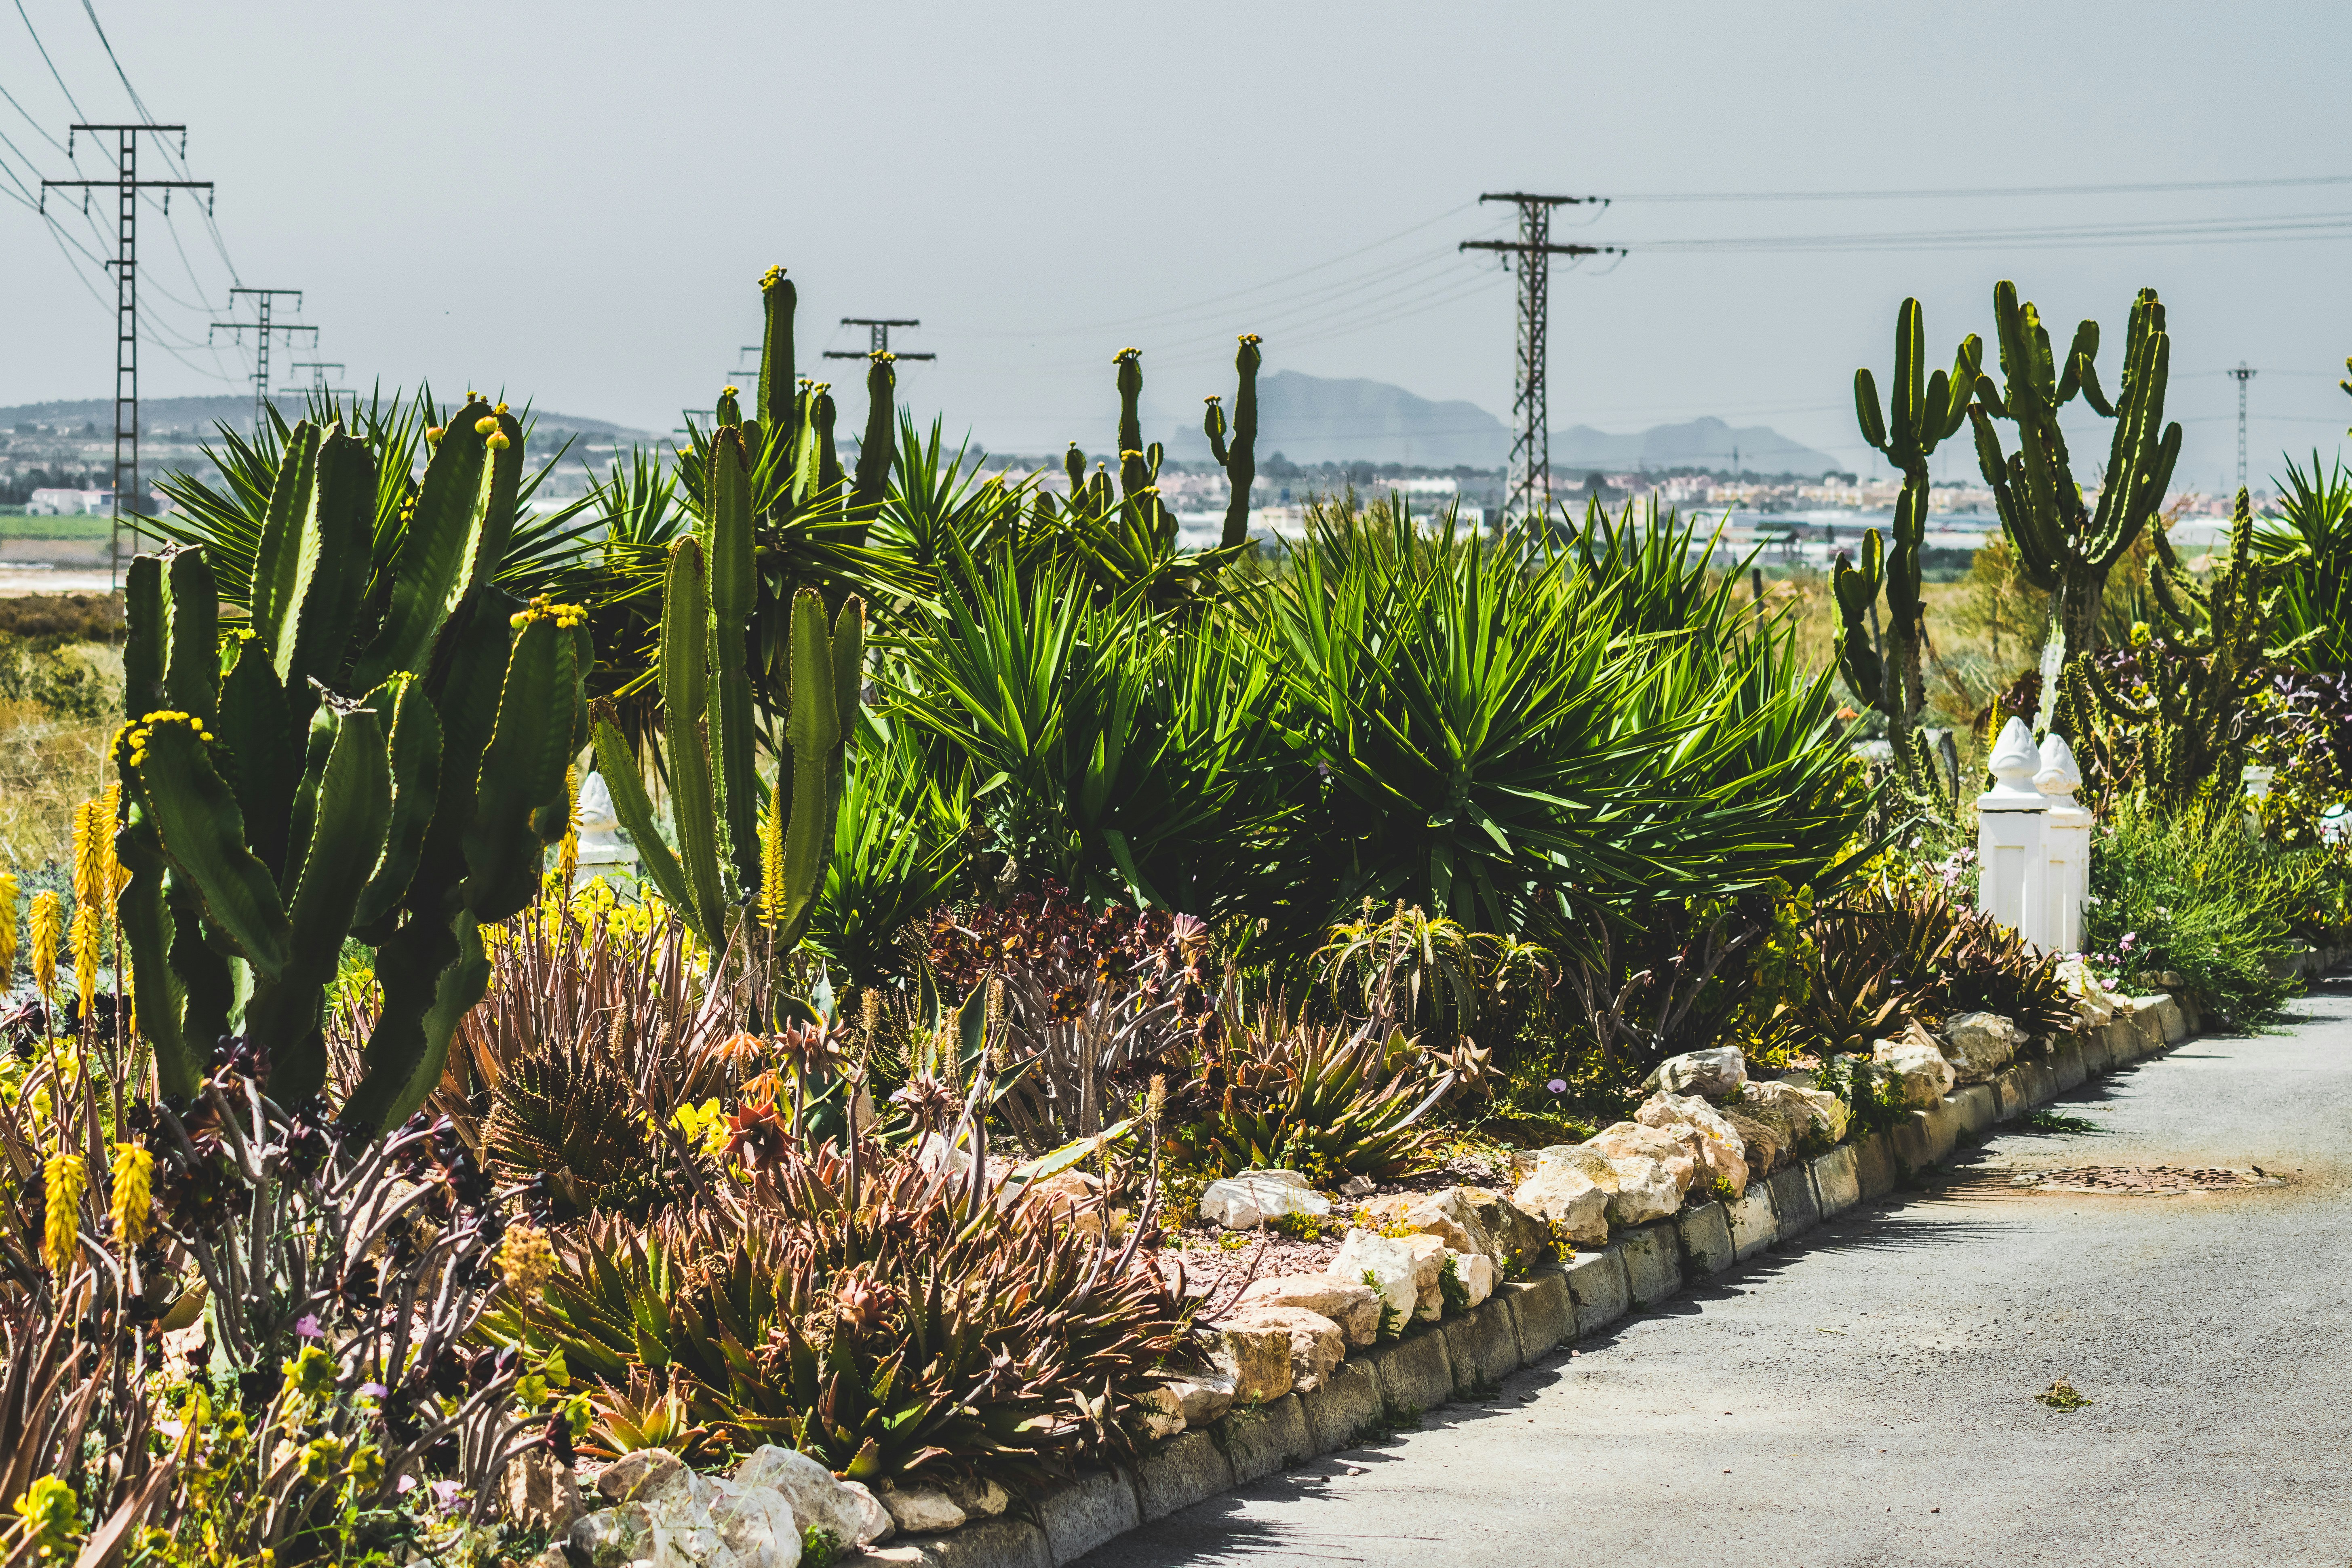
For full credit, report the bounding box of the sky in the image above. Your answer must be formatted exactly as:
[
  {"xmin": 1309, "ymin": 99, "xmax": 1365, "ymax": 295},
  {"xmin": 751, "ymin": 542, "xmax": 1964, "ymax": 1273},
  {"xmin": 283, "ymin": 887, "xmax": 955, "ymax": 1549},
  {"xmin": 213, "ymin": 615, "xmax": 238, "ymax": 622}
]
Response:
[{"xmin": 4, "ymin": 0, "xmax": 2350, "ymax": 491}]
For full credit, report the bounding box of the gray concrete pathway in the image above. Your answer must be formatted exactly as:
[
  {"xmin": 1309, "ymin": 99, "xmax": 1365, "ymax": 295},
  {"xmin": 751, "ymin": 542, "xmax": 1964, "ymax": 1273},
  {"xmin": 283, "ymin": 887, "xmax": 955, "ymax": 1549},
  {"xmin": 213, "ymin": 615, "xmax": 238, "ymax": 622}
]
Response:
[{"xmin": 1086, "ymin": 979, "xmax": 2352, "ymax": 1568}]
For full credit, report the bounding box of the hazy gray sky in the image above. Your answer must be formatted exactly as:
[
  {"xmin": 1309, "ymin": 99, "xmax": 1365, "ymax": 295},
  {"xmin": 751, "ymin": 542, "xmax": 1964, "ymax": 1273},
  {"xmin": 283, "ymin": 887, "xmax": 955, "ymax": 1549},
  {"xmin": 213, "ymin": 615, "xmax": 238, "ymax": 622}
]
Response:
[{"xmin": 6, "ymin": 1, "xmax": 2350, "ymax": 488}]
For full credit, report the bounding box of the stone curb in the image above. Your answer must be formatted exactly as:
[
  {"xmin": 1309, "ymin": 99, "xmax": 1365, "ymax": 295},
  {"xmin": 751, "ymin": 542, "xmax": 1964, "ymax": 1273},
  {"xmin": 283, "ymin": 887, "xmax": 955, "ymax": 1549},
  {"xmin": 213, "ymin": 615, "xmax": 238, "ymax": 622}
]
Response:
[{"xmin": 878, "ymin": 994, "xmax": 2202, "ymax": 1567}]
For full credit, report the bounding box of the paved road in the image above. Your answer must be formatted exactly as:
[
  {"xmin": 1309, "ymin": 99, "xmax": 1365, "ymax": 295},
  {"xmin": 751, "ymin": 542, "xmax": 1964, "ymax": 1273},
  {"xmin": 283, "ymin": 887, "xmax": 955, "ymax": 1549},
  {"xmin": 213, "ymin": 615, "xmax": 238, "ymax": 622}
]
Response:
[{"xmin": 1088, "ymin": 979, "xmax": 2352, "ymax": 1568}]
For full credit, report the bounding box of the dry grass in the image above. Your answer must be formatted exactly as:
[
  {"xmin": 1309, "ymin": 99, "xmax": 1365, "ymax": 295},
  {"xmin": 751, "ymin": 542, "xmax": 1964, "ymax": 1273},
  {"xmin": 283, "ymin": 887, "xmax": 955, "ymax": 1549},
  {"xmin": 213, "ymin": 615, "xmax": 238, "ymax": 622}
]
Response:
[{"xmin": 0, "ymin": 643, "xmax": 122, "ymax": 873}]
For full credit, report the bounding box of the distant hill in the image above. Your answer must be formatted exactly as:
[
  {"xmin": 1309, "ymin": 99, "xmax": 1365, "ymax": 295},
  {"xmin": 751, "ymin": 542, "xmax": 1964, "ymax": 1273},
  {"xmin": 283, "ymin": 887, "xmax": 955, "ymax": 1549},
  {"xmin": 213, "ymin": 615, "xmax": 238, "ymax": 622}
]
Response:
[
  {"xmin": 1551, "ymin": 416, "xmax": 1839, "ymax": 476},
  {"xmin": 1155, "ymin": 370, "xmax": 1837, "ymax": 474},
  {"xmin": 0, "ymin": 395, "xmax": 654, "ymax": 441},
  {"xmin": 1161, "ymin": 370, "xmax": 1509, "ymax": 468}
]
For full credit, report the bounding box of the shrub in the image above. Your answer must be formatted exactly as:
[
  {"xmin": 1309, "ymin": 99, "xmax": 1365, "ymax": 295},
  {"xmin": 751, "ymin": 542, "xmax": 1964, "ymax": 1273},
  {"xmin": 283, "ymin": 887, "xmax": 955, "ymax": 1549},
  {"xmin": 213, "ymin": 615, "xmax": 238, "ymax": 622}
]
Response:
[{"xmin": 2084, "ymin": 798, "xmax": 2309, "ymax": 1022}]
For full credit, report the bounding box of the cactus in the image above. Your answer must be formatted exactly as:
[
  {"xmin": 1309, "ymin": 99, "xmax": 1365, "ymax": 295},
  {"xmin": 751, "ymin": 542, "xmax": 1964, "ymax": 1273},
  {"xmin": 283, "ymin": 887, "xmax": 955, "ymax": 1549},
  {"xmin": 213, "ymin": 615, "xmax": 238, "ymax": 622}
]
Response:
[
  {"xmin": 115, "ymin": 403, "xmax": 590, "ymax": 1127},
  {"xmin": 1837, "ymin": 299, "xmax": 1979, "ymax": 810},
  {"xmin": 2057, "ymin": 489, "xmax": 2308, "ymax": 809},
  {"xmin": 1969, "ymin": 281, "xmax": 2183, "ymax": 668},
  {"xmin": 590, "ymin": 390, "xmax": 865, "ymax": 954},
  {"xmin": 1203, "ymin": 334, "xmax": 1262, "ymax": 550}
]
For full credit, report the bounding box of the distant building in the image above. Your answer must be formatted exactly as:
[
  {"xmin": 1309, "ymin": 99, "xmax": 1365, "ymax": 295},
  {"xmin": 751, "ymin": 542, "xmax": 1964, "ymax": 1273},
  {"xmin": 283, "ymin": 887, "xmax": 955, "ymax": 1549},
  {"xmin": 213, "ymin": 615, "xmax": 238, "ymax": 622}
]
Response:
[{"xmin": 27, "ymin": 487, "xmax": 111, "ymax": 516}]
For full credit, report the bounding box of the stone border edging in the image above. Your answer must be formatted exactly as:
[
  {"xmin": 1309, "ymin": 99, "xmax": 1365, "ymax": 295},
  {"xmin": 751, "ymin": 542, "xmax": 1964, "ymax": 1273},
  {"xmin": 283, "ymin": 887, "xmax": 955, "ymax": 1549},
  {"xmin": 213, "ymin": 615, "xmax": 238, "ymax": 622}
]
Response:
[{"xmin": 872, "ymin": 995, "xmax": 2199, "ymax": 1568}]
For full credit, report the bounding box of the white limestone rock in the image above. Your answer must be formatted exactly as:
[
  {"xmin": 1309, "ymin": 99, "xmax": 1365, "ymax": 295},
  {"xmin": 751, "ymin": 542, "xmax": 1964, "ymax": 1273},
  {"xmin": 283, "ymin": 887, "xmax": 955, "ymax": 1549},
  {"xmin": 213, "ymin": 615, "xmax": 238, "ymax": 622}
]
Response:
[
  {"xmin": 2055, "ymin": 955, "xmax": 2117, "ymax": 1027},
  {"xmin": 1401, "ymin": 1231, "xmax": 1449, "ymax": 1320},
  {"xmin": 1324, "ymin": 1228, "xmax": 1417, "ymax": 1332},
  {"xmin": 1872, "ymin": 1037, "xmax": 1957, "ymax": 1109},
  {"xmin": 707, "ymin": 1478, "xmax": 803, "ymax": 1568},
  {"xmin": 502, "ymin": 1450, "xmax": 586, "ymax": 1537},
  {"xmin": 1512, "ymin": 1158, "xmax": 1611, "ymax": 1247},
  {"xmin": 1203, "ymin": 1319, "xmax": 1296, "ymax": 1403},
  {"xmin": 1941, "ymin": 1012, "xmax": 2023, "ymax": 1083},
  {"xmin": 1599, "ymin": 1155, "xmax": 1683, "ymax": 1225},
  {"xmin": 939, "ymin": 1473, "xmax": 1010, "ymax": 1520},
  {"xmin": 1237, "ymin": 1273, "xmax": 1383, "ymax": 1347},
  {"xmin": 1445, "ymin": 1248, "xmax": 1495, "ymax": 1308},
  {"xmin": 1198, "ymin": 1168, "xmax": 1331, "ymax": 1230},
  {"xmin": 1635, "ymin": 1092, "xmax": 1751, "ymax": 1199},
  {"xmin": 1220, "ymin": 1304, "xmax": 1347, "ymax": 1392},
  {"xmin": 1163, "ymin": 1367, "xmax": 1236, "ymax": 1425},
  {"xmin": 873, "ymin": 1479, "xmax": 965, "ymax": 1534},
  {"xmin": 1646, "ymin": 1045, "xmax": 1749, "ymax": 1100},
  {"xmin": 1586, "ymin": 1120, "xmax": 1702, "ymax": 1195},
  {"xmin": 736, "ymin": 1446, "xmax": 890, "ymax": 1548}
]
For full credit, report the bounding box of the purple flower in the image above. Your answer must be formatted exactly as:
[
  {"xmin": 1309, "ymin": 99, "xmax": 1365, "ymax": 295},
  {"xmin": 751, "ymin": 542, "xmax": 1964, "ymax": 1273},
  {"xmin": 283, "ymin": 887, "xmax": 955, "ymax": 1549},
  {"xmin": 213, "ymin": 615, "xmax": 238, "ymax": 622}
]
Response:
[
  {"xmin": 1546, "ymin": 1079, "xmax": 1567, "ymax": 1094},
  {"xmin": 430, "ymin": 1479, "xmax": 462, "ymax": 1511},
  {"xmin": 359, "ymin": 1382, "xmax": 388, "ymax": 1398},
  {"xmin": 294, "ymin": 1313, "xmax": 323, "ymax": 1339}
]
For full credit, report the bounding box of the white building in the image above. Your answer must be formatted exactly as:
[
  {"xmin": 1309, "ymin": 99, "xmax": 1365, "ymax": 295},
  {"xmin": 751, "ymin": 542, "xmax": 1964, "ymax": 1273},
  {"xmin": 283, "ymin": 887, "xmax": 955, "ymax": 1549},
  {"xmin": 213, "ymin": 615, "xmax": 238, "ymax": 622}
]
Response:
[{"xmin": 26, "ymin": 488, "xmax": 112, "ymax": 516}]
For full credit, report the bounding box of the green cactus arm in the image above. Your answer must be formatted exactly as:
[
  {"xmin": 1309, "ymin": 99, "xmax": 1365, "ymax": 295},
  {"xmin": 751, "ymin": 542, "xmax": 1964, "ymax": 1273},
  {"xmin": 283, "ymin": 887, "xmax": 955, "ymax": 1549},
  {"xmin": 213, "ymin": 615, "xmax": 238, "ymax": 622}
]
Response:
[
  {"xmin": 249, "ymin": 419, "xmax": 322, "ymax": 645},
  {"xmin": 400, "ymin": 586, "xmax": 517, "ymax": 921},
  {"xmin": 1936, "ymin": 337, "xmax": 1983, "ymax": 441},
  {"xmin": 463, "ymin": 604, "xmax": 586, "ymax": 926},
  {"xmin": 1114, "ymin": 349, "xmax": 1145, "ymax": 499},
  {"xmin": 1886, "ymin": 481, "xmax": 1926, "ymax": 626},
  {"xmin": 213, "ymin": 633, "xmax": 298, "ymax": 879},
  {"xmin": 658, "ymin": 538, "xmax": 731, "ymax": 945},
  {"xmin": 164, "ymin": 874, "xmax": 235, "ymax": 1051},
  {"xmin": 2057, "ymin": 320, "xmax": 2103, "ymax": 411},
  {"xmin": 472, "ymin": 406, "xmax": 526, "ymax": 593},
  {"xmin": 850, "ymin": 355, "xmax": 897, "ymax": 535},
  {"xmin": 812, "ymin": 386, "xmax": 843, "ymax": 499},
  {"xmin": 706, "ymin": 426, "xmax": 762, "ymax": 894},
  {"xmin": 1888, "ymin": 298, "xmax": 1922, "ymax": 463},
  {"xmin": 114, "ymin": 805, "xmax": 196, "ymax": 1098},
  {"xmin": 2089, "ymin": 324, "xmax": 2172, "ymax": 557},
  {"xmin": 122, "ymin": 555, "xmax": 164, "ymax": 719},
  {"xmin": 1065, "ymin": 443, "xmax": 1085, "ymax": 495},
  {"xmin": 280, "ymin": 704, "xmax": 341, "ymax": 900},
  {"xmin": 353, "ymin": 676, "xmax": 442, "ymax": 936},
  {"xmin": 590, "ymin": 713, "xmax": 697, "ymax": 925},
  {"xmin": 352, "ymin": 397, "xmax": 497, "ymax": 688},
  {"xmin": 162, "ymin": 548, "xmax": 221, "ymax": 727},
  {"xmin": 1854, "ymin": 368, "xmax": 1887, "ymax": 454},
  {"xmin": 344, "ymin": 905, "xmax": 473, "ymax": 1132},
  {"xmin": 122, "ymin": 717, "xmax": 292, "ymax": 982},
  {"xmin": 1220, "ymin": 335, "xmax": 1261, "ymax": 551},
  {"xmin": 275, "ymin": 423, "xmax": 376, "ymax": 709},
  {"xmin": 1204, "ymin": 396, "xmax": 1231, "ymax": 466},
  {"xmin": 771, "ymin": 588, "xmax": 854, "ymax": 950},
  {"xmin": 758, "ymin": 267, "xmax": 798, "ymax": 441}
]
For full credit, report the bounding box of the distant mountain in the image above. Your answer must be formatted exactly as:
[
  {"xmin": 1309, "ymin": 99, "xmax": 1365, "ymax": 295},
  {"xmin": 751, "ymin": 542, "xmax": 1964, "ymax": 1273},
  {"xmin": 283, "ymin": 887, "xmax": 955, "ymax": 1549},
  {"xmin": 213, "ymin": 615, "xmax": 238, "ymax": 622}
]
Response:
[
  {"xmin": 1550, "ymin": 416, "xmax": 1839, "ymax": 477},
  {"xmin": 0, "ymin": 395, "xmax": 654, "ymax": 441},
  {"xmin": 1155, "ymin": 370, "xmax": 1837, "ymax": 474},
  {"xmin": 1161, "ymin": 370, "xmax": 1509, "ymax": 468}
]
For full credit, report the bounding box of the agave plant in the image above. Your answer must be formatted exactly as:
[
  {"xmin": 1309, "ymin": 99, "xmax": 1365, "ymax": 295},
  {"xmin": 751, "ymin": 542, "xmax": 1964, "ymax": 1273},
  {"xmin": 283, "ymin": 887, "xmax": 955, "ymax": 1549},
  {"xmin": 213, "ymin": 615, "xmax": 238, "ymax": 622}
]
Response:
[
  {"xmin": 480, "ymin": 1036, "xmax": 667, "ymax": 1219},
  {"xmin": 1173, "ymin": 1003, "xmax": 1443, "ymax": 1183}
]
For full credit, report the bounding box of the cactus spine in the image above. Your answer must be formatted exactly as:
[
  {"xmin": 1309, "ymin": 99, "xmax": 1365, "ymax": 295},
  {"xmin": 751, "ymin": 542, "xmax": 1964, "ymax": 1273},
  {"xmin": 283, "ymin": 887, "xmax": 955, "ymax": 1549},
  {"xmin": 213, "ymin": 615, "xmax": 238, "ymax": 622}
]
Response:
[
  {"xmin": 1838, "ymin": 299, "xmax": 1979, "ymax": 808},
  {"xmin": 116, "ymin": 403, "xmax": 589, "ymax": 1126},
  {"xmin": 592, "ymin": 386, "xmax": 864, "ymax": 953},
  {"xmin": 1968, "ymin": 281, "xmax": 2183, "ymax": 669},
  {"xmin": 1203, "ymin": 333, "xmax": 1262, "ymax": 550}
]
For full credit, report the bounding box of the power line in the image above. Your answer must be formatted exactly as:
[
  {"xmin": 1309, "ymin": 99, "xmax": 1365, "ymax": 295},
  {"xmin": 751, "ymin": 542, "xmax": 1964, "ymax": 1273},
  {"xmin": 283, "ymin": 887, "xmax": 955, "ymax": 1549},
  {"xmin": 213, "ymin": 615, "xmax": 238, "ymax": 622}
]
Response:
[
  {"xmin": 823, "ymin": 319, "xmax": 933, "ymax": 362},
  {"xmin": 210, "ymin": 287, "xmax": 315, "ymax": 430},
  {"xmin": 13, "ymin": 1, "xmax": 85, "ymax": 122},
  {"xmin": 1628, "ymin": 209, "xmax": 2352, "ymax": 254},
  {"xmin": 1613, "ymin": 173, "xmax": 2352, "ymax": 202}
]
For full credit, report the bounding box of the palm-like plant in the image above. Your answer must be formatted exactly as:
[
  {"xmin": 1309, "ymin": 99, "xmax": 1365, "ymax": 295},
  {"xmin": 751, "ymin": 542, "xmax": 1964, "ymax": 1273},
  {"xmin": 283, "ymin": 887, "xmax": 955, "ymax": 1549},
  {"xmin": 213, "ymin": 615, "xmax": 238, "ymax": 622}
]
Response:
[
  {"xmin": 807, "ymin": 707, "xmax": 972, "ymax": 988},
  {"xmin": 2257, "ymin": 454, "xmax": 2352, "ymax": 670}
]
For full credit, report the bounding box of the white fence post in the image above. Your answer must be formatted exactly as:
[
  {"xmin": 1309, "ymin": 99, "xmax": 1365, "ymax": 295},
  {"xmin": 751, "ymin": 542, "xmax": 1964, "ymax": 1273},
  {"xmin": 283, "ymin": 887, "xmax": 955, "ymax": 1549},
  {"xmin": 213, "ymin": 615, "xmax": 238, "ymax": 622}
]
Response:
[
  {"xmin": 2036, "ymin": 733, "xmax": 2089, "ymax": 956},
  {"xmin": 1976, "ymin": 717, "xmax": 2049, "ymax": 942}
]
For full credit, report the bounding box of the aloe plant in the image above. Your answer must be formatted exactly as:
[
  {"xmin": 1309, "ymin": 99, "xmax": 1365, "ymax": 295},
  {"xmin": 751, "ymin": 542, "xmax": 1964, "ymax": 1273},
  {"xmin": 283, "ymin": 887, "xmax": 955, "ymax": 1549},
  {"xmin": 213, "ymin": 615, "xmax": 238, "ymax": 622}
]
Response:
[
  {"xmin": 590, "ymin": 388, "xmax": 865, "ymax": 954},
  {"xmin": 116, "ymin": 402, "xmax": 590, "ymax": 1127}
]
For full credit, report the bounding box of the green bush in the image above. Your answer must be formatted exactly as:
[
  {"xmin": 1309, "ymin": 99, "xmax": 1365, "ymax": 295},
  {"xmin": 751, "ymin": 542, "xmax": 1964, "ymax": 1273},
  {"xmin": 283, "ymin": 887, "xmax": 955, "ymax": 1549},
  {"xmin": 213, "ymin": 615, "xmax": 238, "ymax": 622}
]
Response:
[{"xmin": 2084, "ymin": 798, "xmax": 2313, "ymax": 1023}]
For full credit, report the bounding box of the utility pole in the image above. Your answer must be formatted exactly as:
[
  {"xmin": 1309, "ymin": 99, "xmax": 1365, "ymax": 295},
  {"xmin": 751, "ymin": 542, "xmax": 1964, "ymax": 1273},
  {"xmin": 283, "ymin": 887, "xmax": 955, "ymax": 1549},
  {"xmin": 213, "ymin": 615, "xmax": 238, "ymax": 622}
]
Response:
[
  {"xmin": 822, "ymin": 319, "xmax": 935, "ymax": 362},
  {"xmin": 38, "ymin": 124, "xmax": 213, "ymax": 588},
  {"xmin": 279, "ymin": 361, "xmax": 347, "ymax": 399},
  {"xmin": 210, "ymin": 288, "xmax": 316, "ymax": 434},
  {"xmin": 1461, "ymin": 193, "xmax": 1620, "ymax": 528},
  {"xmin": 2229, "ymin": 362, "xmax": 2256, "ymax": 492}
]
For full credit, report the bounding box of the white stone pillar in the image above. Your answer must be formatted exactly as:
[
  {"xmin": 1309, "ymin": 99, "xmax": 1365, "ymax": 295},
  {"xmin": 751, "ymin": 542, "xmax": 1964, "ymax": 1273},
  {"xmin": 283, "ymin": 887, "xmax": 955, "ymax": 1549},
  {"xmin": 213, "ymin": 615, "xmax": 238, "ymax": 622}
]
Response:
[
  {"xmin": 2035, "ymin": 733, "xmax": 2089, "ymax": 956},
  {"xmin": 1976, "ymin": 717, "xmax": 2048, "ymax": 942},
  {"xmin": 573, "ymin": 771, "xmax": 639, "ymax": 886}
]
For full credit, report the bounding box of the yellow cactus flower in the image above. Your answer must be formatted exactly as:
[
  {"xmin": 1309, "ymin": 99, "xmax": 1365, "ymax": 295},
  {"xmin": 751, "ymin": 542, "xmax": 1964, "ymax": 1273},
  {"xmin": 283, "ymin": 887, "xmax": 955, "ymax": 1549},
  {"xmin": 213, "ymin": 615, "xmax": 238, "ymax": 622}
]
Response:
[
  {"xmin": 110, "ymin": 1142, "xmax": 154, "ymax": 1245},
  {"xmin": 44, "ymin": 1153, "xmax": 85, "ymax": 1274},
  {"xmin": 29, "ymin": 891, "xmax": 61, "ymax": 998},
  {"xmin": 758, "ymin": 776, "xmax": 785, "ymax": 932},
  {"xmin": 554, "ymin": 766, "xmax": 581, "ymax": 892},
  {"xmin": 497, "ymin": 1220, "xmax": 558, "ymax": 1304}
]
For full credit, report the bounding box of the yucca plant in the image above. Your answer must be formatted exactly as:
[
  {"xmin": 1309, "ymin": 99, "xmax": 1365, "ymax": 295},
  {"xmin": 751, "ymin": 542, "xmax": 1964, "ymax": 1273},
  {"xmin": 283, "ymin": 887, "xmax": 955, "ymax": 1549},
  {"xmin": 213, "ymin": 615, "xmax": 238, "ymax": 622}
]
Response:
[
  {"xmin": 2257, "ymin": 454, "xmax": 2352, "ymax": 671},
  {"xmin": 809, "ymin": 708, "xmax": 971, "ymax": 989}
]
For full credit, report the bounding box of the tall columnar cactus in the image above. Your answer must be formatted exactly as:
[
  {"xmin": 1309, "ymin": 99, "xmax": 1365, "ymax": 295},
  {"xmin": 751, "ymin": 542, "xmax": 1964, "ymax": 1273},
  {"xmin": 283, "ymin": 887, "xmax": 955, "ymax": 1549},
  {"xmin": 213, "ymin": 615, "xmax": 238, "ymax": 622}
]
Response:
[
  {"xmin": 1969, "ymin": 281, "xmax": 2183, "ymax": 668},
  {"xmin": 847, "ymin": 351, "xmax": 898, "ymax": 546},
  {"xmin": 591, "ymin": 390, "xmax": 864, "ymax": 953},
  {"xmin": 1203, "ymin": 333, "xmax": 1262, "ymax": 550},
  {"xmin": 1108, "ymin": 347, "xmax": 1172, "ymax": 546},
  {"xmin": 115, "ymin": 403, "xmax": 589, "ymax": 1128},
  {"xmin": 1838, "ymin": 299, "xmax": 1979, "ymax": 808}
]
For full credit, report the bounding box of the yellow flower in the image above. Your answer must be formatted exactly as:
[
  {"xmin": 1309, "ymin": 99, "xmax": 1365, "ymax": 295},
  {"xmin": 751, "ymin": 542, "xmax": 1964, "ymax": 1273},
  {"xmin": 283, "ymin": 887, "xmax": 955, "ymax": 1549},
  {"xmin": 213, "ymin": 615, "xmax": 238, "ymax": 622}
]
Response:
[
  {"xmin": 497, "ymin": 1220, "xmax": 557, "ymax": 1303},
  {"xmin": 0, "ymin": 869, "xmax": 18, "ymax": 984},
  {"xmin": 43, "ymin": 1153, "xmax": 85, "ymax": 1275},
  {"xmin": 555, "ymin": 766, "xmax": 581, "ymax": 892},
  {"xmin": 110, "ymin": 1142, "xmax": 154, "ymax": 1245},
  {"xmin": 29, "ymin": 891, "xmax": 61, "ymax": 998},
  {"xmin": 70, "ymin": 904, "xmax": 101, "ymax": 1023}
]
